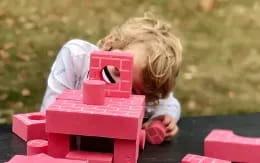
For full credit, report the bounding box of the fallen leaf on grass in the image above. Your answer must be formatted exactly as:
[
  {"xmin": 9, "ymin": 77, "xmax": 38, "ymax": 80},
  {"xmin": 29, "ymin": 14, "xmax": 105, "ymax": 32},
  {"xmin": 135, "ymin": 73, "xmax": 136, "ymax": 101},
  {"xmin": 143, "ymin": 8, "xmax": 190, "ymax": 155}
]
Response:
[
  {"xmin": 0, "ymin": 50, "xmax": 9, "ymax": 60},
  {"xmin": 3, "ymin": 42, "xmax": 15, "ymax": 50},
  {"xmin": 200, "ymin": 0, "xmax": 218, "ymax": 12},
  {"xmin": 16, "ymin": 52, "xmax": 30, "ymax": 61},
  {"xmin": 21, "ymin": 88, "xmax": 31, "ymax": 96},
  {"xmin": 0, "ymin": 94, "xmax": 8, "ymax": 101}
]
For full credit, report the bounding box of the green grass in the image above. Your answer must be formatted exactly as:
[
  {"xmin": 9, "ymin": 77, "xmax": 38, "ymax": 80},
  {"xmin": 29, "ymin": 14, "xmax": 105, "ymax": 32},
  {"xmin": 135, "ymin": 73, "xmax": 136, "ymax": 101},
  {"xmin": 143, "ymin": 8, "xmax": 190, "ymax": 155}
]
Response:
[{"xmin": 0, "ymin": 0, "xmax": 260, "ymax": 124}]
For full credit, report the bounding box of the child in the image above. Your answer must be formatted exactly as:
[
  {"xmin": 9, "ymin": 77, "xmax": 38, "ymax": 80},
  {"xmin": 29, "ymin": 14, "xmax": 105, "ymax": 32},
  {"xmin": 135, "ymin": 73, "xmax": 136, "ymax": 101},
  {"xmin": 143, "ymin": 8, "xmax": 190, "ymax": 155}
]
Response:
[{"xmin": 40, "ymin": 15, "xmax": 182, "ymax": 141}]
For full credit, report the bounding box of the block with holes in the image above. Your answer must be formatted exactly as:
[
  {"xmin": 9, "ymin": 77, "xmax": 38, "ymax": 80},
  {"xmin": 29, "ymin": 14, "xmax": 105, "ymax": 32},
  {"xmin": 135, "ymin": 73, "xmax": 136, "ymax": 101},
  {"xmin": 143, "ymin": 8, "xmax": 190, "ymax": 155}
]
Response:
[
  {"xmin": 12, "ymin": 112, "xmax": 47, "ymax": 141},
  {"xmin": 205, "ymin": 129, "xmax": 260, "ymax": 163},
  {"xmin": 182, "ymin": 154, "xmax": 231, "ymax": 163},
  {"xmin": 89, "ymin": 50, "xmax": 133, "ymax": 98}
]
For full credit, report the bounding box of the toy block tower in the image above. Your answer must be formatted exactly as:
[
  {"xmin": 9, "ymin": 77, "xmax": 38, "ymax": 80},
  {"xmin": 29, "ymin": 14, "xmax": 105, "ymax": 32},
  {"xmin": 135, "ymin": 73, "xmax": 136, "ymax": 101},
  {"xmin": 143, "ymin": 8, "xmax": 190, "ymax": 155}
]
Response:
[{"xmin": 45, "ymin": 51, "xmax": 146, "ymax": 163}]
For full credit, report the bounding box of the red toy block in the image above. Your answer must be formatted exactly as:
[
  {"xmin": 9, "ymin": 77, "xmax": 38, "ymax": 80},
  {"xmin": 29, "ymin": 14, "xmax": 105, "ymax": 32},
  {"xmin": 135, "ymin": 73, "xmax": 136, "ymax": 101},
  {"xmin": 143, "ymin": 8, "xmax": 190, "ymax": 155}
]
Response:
[
  {"xmin": 47, "ymin": 133, "xmax": 70, "ymax": 158},
  {"xmin": 146, "ymin": 120, "xmax": 166, "ymax": 144},
  {"xmin": 114, "ymin": 139, "xmax": 139, "ymax": 163},
  {"xmin": 27, "ymin": 139, "xmax": 48, "ymax": 155},
  {"xmin": 46, "ymin": 95, "xmax": 145, "ymax": 140},
  {"xmin": 182, "ymin": 154, "xmax": 231, "ymax": 163},
  {"xmin": 66, "ymin": 150, "xmax": 113, "ymax": 163},
  {"xmin": 83, "ymin": 80, "xmax": 105, "ymax": 105},
  {"xmin": 89, "ymin": 51, "xmax": 133, "ymax": 98},
  {"xmin": 7, "ymin": 153, "xmax": 85, "ymax": 163},
  {"xmin": 12, "ymin": 112, "xmax": 47, "ymax": 141},
  {"xmin": 139, "ymin": 129, "xmax": 146, "ymax": 150},
  {"xmin": 205, "ymin": 129, "xmax": 260, "ymax": 163}
]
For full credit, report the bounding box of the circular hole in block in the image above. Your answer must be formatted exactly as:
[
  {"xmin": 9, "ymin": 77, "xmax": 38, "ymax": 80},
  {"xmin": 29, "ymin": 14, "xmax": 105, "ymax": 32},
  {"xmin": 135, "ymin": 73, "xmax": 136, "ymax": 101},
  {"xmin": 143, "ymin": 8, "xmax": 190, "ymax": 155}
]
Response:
[
  {"xmin": 28, "ymin": 115, "xmax": 45, "ymax": 120},
  {"xmin": 102, "ymin": 65, "xmax": 120, "ymax": 84}
]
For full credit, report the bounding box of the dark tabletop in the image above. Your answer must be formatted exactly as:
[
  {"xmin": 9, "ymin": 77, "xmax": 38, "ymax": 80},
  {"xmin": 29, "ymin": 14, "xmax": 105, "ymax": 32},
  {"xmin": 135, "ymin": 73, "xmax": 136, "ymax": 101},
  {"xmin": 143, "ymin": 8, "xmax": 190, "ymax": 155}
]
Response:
[{"xmin": 1, "ymin": 113, "xmax": 260, "ymax": 163}]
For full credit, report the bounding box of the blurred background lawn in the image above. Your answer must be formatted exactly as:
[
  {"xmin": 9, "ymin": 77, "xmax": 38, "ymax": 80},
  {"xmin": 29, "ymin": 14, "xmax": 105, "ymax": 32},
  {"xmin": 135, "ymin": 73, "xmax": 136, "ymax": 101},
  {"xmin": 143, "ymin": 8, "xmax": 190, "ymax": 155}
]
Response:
[{"xmin": 0, "ymin": 0, "xmax": 259, "ymax": 124}]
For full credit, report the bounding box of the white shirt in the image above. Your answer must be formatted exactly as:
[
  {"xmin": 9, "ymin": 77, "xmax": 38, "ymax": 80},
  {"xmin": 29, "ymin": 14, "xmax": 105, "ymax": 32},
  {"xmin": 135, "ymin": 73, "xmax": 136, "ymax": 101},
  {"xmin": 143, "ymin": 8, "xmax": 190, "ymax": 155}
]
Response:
[{"xmin": 40, "ymin": 39, "xmax": 181, "ymax": 121}]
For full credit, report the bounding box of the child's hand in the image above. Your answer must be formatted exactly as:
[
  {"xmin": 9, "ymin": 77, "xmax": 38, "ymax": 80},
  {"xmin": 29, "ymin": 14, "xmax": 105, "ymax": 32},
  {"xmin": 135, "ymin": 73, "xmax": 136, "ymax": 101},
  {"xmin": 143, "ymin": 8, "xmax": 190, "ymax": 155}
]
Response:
[{"xmin": 143, "ymin": 115, "xmax": 179, "ymax": 141}]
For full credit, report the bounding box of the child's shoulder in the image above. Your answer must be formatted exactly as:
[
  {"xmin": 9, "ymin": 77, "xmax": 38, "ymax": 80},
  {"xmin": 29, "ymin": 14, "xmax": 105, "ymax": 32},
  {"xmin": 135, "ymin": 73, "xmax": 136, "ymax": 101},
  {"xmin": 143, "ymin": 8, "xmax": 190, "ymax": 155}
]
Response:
[{"xmin": 62, "ymin": 39, "xmax": 98, "ymax": 56}]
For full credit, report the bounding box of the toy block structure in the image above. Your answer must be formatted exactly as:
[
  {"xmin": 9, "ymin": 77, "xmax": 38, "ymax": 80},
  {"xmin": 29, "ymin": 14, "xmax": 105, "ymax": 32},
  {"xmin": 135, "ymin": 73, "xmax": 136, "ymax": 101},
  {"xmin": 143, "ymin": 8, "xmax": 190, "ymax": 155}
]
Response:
[
  {"xmin": 182, "ymin": 154, "xmax": 231, "ymax": 163},
  {"xmin": 12, "ymin": 112, "xmax": 47, "ymax": 141},
  {"xmin": 45, "ymin": 51, "xmax": 145, "ymax": 163},
  {"xmin": 205, "ymin": 129, "xmax": 260, "ymax": 163},
  {"xmin": 146, "ymin": 120, "xmax": 166, "ymax": 145},
  {"xmin": 10, "ymin": 51, "xmax": 146, "ymax": 163}
]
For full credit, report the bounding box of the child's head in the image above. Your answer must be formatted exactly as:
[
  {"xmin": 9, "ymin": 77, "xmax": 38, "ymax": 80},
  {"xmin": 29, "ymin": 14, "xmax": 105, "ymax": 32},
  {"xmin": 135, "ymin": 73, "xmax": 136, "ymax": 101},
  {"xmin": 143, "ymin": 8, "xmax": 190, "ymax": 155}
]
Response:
[{"xmin": 97, "ymin": 15, "xmax": 182, "ymax": 103}]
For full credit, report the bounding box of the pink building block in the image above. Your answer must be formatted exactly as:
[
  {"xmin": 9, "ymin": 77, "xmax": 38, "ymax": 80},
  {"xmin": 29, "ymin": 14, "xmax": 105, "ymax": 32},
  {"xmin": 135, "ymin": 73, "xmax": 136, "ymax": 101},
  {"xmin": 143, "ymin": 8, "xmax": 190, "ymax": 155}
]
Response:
[
  {"xmin": 46, "ymin": 94, "xmax": 145, "ymax": 140},
  {"xmin": 205, "ymin": 129, "xmax": 260, "ymax": 163},
  {"xmin": 7, "ymin": 153, "xmax": 85, "ymax": 163},
  {"xmin": 47, "ymin": 133, "xmax": 70, "ymax": 158},
  {"xmin": 114, "ymin": 139, "xmax": 139, "ymax": 163},
  {"xmin": 89, "ymin": 51, "xmax": 133, "ymax": 98},
  {"xmin": 12, "ymin": 112, "xmax": 47, "ymax": 141},
  {"xmin": 27, "ymin": 139, "xmax": 48, "ymax": 155},
  {"xmin": 146, "ymin": 120, "xmax": 166, "ymax": 144},
  {"xmin": 66, "ymin": 150, "xmax": 113, "ymax": 163},
  {"xmin": 83, "ymin": 80, "xmax": 105, "ymax": 105},
  {"xmin": 182, "ymin": 154, "xmax": 231, "ymax": 163},
  {"xmin": 139, "ymin": 129, "xmax": 146, "ymax": 150}
]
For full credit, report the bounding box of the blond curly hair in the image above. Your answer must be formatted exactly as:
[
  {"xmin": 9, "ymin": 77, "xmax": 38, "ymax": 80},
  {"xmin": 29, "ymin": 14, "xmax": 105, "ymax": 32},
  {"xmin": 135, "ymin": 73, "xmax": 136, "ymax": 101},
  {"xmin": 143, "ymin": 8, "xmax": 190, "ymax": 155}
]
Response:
[{"xmin": 97, "ymin": 15, "xmax": 182, "ymax": 103}]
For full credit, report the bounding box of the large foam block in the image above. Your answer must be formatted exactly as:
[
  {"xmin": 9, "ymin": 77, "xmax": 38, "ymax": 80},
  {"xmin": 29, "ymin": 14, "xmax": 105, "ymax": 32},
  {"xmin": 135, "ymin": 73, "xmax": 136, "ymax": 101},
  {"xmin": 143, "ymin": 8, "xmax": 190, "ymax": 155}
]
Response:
[
  {"xmin": 114, "ymin": 139, "xmax": 139, "ymax": 163},
  {"xmin": 182, "ymin": 154, "xmax": 231, "ymax": 163},
  {"xmin": 12, "ymin": 112, "xmax": 47, "ymax": 141},
  {"xmin": 27, "ymin": 139, "xmax": 48, "ymax": 155},
  {"xmin": 146, "ymin": 120, "xmax": 166, "ymax": 144},
  {"xmin": 83, "ymin": 80, "xmax": 105, "ymax": 105},
  {"xmin": 205, "ymin": 129, "xmax": 260, "ymax": 163},
  {"xmin": 66, "ymin": 150, "xmax": 113, "ymax": 163},
  {"xmin": 47, "ymin": 133, "xmax": 70, "ymax": 158},
  {"xmin": 89, "ymin": 51, "xmax": 133, "ymax": 98},
  {"xmin": 46, "ymin": 95, "xmax": 145, "ymax": 140}
]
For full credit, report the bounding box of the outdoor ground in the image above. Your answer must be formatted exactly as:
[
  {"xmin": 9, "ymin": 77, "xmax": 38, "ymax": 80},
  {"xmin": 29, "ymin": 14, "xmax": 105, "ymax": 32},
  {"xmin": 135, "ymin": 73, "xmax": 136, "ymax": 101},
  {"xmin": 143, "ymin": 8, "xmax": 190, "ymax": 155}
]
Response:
[{"xmin": 0, "ymin": 0, "xmax": 259, "ymax": 124}]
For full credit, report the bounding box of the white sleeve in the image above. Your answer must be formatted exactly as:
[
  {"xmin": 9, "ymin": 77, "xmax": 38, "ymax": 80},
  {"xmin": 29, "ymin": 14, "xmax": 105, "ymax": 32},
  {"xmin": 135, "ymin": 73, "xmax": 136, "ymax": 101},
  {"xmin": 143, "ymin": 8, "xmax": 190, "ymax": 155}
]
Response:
[
  {"xmin": 40, "ymin": 39, "xmax": 98, "ymax": 112},
  {"xmin": 146, "ymin": 92, "xmax": 181, "ymax": 122}
]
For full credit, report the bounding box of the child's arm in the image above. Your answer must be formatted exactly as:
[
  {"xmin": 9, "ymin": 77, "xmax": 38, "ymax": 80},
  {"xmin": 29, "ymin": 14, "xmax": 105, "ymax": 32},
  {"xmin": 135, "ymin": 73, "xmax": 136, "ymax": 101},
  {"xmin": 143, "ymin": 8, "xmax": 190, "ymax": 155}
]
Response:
[
  {"xmin": 144, "ymin": 92, "xmax": 181, "ymax": 140},
  {"xmin": 40, "ymin": 39, "xmax": 98, "ymax": 111},
  {"xmin": 149, "ymin": 92, "xmax": 181, "ymax": 121}
]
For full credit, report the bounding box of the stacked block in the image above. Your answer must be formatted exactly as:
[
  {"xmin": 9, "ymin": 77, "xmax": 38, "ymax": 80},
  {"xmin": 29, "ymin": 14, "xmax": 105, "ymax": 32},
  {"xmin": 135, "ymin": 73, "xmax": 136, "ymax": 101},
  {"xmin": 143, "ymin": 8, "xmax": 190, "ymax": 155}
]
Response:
[
  {"xmin": 83, "ymin": 80, "xmax": 105, "ymax": 105},
  {"xmin": 89, "ymin": 51, "xmax": 133, "ymax": 98},
  {"xmin": 12, "ymin": 112, "xmax": 47, "ymax": 141},
  {"xmin": 182, "ymin": 154, "xmax": 231, "ymax": 163},
  {"xmin": 205, "ymin": 129, "xmax": 260, "ymax": 163}
]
